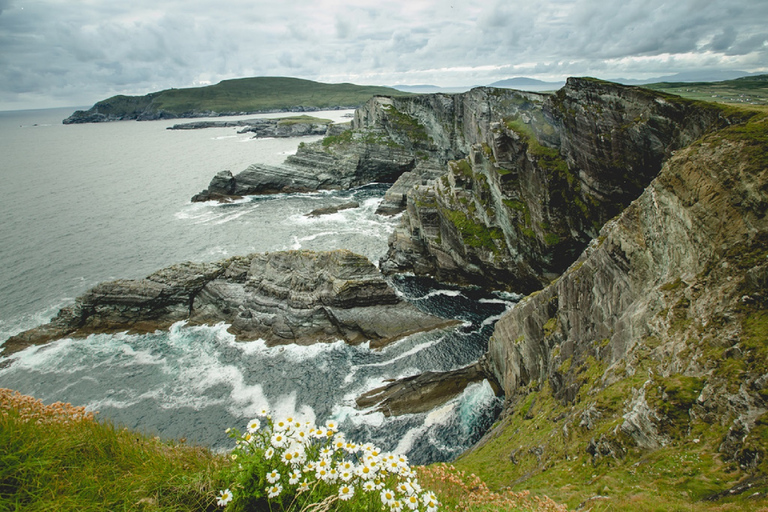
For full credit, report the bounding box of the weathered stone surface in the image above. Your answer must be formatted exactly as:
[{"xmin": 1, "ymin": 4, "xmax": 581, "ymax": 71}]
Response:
[
  {"xmin": 305, "ymin": 201, "xmax": 359, "ymax": 217},
  {"xmin": 167, "ymin": 118, "xmax": 333, "ymax": 138},
  {"xmin": 355, "ymin": 360, "xmax": 499, "ymax": 416},
  {"xmin": 377, "ymin": 79, "xmax": 738, "ymax": 293},
  {"xmin": 485, "ymin": 116, "xmax": 768, "ymax": 464},
  {"xmin": 191, "ymin": 121, "xmax": 417, "ymax": 201},
  {"xmin": 2, "ymin": 250, "xmax": 457, "ymax": 356}
]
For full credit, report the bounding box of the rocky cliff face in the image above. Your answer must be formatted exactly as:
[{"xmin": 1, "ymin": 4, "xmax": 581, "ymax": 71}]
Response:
[
  {"xmin": 2, "ymin": 250, "xmax": 456, "ymax": 357},
  {"xmin": 377, "ymin": 78, "xmax": 739, "ymax": 293},
  {"xmin": 191, "ymin": 122, "xmax": 418, "ymax": 201},
  {"xmin": 466, "ymin": 111, "xmax": 768, "ymax": 498}
]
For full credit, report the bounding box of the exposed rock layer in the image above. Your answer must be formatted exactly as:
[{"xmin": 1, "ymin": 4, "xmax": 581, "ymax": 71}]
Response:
[
  {"xmin": 167, "ymin": 117, "xmax": 333, "ymax": 138},
  {"xmin": 355, "ymin": 359, "xmax": 500, "ymax": 416},
  {"xmin": 2, "ymin": 250, "xmax": 457, "ymax": 356},
  {"xmin": 375, "ymin": 79, "xmax": 741, "ymax": 292},
  {"xmin": 480, "ymin": 111, "xmax": 768, "ymax": 487}
]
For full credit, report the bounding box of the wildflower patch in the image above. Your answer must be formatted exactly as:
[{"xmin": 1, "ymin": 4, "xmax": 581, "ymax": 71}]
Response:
[{"xmin": 218, "ymin": 412, "xmax": 439, "ymax": 512}]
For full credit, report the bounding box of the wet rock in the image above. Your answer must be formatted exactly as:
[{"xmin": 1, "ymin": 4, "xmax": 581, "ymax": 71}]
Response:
[
  {"xmin": 2, "ymin": 250, "xmax": 457, "ymax": 356},
  {"xmin": 305, "ymin": 202, "xmax": 359, "ymax": 217},
  {"xmin": 355, "ymin": 360, "xmax": 497, "ymax": 416}
]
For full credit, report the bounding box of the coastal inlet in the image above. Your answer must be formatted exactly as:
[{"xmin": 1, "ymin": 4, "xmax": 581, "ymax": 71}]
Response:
[{"xmin": 0, "ymin": 273, "xmax": 516, "ymax": 464}]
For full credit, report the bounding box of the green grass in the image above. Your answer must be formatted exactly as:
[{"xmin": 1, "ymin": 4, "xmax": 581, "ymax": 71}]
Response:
[
  {"xmin": 1, "ymin": 391, "xmax": 224, "ymax": 511},
  {"xmin": 275, "ymin": 115, "xmax": 333, "ymax": 126},
  {"xmin": 643, "ymin": 74, "xmax": 768, "ymax": 106},
  {"xmin": 74, "ymin": 77, "xmax": 411, "ymax": 119}
]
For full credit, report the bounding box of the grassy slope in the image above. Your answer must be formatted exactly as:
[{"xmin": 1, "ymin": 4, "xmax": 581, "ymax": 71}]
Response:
[
  {"xmin": 1, "ymin": 389, "xmax": 567, "ymax": 512},
  {"xmin": 1, "ymin": 389, "xmax": 225, "ymax": 511},
  {"xmin": 643, "ymin": 74, "xmax": 768, "ymax": 106},
  {"xmin": 92, "ymin": 77, "xmax": 409, "ymax": 116}
]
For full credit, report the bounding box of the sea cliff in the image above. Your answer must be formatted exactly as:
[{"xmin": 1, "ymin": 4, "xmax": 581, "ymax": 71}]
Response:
[
  {"xmin": 15, "ymin": 76, "xmax": 768, "ymax": 505},
  {"xmin": 190, "ymin": 77, "xmax": 768, "ymax": 503}
]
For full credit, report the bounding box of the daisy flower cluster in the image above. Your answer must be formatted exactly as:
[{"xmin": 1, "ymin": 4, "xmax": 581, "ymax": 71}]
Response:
[{"xmin": 217, "ymin": 410, "xmax": 438, "ymax": 512}]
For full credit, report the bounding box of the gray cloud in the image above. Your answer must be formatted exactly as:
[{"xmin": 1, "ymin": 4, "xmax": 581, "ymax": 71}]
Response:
[{"xmin": 0, "ymin": 0, "xmax": 766, "ymax": 109}]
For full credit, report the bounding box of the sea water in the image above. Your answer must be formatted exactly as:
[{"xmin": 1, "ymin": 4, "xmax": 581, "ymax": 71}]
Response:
[{"xmin": 0, "ymin": 107, "xmax": 515, "ymax": 463}]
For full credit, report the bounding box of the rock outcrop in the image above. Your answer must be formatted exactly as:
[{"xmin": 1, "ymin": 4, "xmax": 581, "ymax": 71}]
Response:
[
  {"xmin": 191, "ymin": 121, "xmax": 418, "ymax": 201},
  {"xmin": 471, "ymin": 110, "xmax": 768, "ymax": 492},
  {"xmin": 192, "ymin": 79, "xmax": 741, "ymax": 294},
  {"xmin": 1, "ymin": 250, "xmax": 457, "ymax": 356},
  {"xmin": 376, "ymin": 79, "xmax": 741, "ymax": 293},
  {"xmin": 167, "ymin": 116, "xmax": 335, "ymax": 138},
  {"xmin": 355, "ymin": 358, "xmax": 501, "ymax": 416}
]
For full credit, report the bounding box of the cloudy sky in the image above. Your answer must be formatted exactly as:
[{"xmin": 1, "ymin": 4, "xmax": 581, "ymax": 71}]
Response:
[{"xmin": 1, "ymin": 0, "xmax": 766, "ymax": 110}]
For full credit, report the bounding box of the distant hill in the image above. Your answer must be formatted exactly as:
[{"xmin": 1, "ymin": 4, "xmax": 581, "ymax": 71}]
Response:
[
  {"xmin": 642, "ymin": 74, "xmax": 768, "ymax": 105},
  {"xmin": 488, "ymin": 77, "xmax": 566, "ymax": 90},
  {"xmin": 391, "ymin": 84, "xmax": 474, "ymax": 94},
  {"xmin": 63, "ymin": 77, "xmax": 410, "ymax": 124},
  {"xmin": 614, "ymin": 70, "xmax": 759, "ymax": 85}
]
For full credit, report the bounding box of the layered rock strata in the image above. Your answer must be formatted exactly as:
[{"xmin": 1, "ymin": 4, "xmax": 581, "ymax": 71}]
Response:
[
  {"xmin": 192, "ymin": 79, "xmax": 740, "ymax": 295},
  {"xmin": 2, "ymin": 250, "xmax": 457, "ymax": 357},
  {"xmin": 377, "ymin": 79, "xmax": 740, "ymax": 293},
  {"xmin": 480, "ymin": 111, "xmax": 768, "ymax": 482},
  {"xmin": 355, "ymin": 358, "xmax": 501, "ymax": 417},
  {"xmin": 167, "ymin": 117, "xmax": 333, "ymax": 138},
  {"xmin": 191, "ymin": 121, "xmax": 419, "ymax": 201}
]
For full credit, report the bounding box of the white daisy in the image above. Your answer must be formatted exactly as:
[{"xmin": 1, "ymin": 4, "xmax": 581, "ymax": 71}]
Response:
[
  {"xmin": 289, "ymin": 470, "xmax": 301, "ymax": 485},
  {"xmin": 266, "ymin": 484, "xmax": 282, "ymax": 498},
  {"xmin": 266, "ymin": 470, "xmax": 280, "ymax": 484},
  {"xmin": 380, "ymin": 488, "xmax": 396, "ymax": 506},
  {"xmin": 339, "ymin": 484, "xmax": 354, "ymax": 501},
  {"xmin": 246, "ymin": 418, "xmax": 261, "ymax": 433},
  {"xmin": 264, "ymin": 447, "xmax": 275, "ymax": 460},
  {"xmin": 357, "ymin": 464, "xmax": 376, "ymax": 480},
  {"xmin": 270, "ymin": 432, "xmax": 288, "ymax": 448},
  {"xmin": 405, "ymin": 494, "xmax": 420, "ymax": 510},
  {"xmin": 216, "ymin": 488, "xmax": 233, "ymax": 507}
]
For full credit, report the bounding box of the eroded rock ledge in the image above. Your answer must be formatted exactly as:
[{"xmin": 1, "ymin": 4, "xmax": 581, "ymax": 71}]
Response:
[
  {"xmin": 355, "ymin": 358, "xmax": 502, "ymax": 417},
  {"xmin": 1, "ymin": 250, "xmax": 457, "ymax": 357}
]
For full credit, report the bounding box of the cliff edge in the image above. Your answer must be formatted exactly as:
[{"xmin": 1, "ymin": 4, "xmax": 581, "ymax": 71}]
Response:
[{"xmin": 458, "ymin": 110, "xmax": 768, "ymax": 505}]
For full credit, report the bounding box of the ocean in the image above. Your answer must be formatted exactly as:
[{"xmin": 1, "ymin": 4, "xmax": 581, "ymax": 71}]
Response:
[{"xmin": 0, "ymin": 107, "xmax": 515, "ymax": 463}]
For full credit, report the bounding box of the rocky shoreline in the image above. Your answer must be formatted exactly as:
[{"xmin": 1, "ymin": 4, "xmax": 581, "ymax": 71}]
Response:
[
  {"xmin": 166, "ymin": 116, "xmax": 336, "ymax": 138},
  {"xmin": 12, "ymin": 77, "xmax": 768, "ymax": 498},
  {"xmin": 2, "ymin": 250, "xmax": 458, "ymax": 357}
]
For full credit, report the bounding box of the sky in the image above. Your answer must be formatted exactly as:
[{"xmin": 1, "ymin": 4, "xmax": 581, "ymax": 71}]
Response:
[{"xmin": 0, "ymin": 0, "xmax": 766, "ymax": 110}]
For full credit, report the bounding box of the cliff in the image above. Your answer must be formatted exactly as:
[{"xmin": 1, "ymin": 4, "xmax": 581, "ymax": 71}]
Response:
[
  {"xmin": 457, "ymin": 110, "xmax": 768, "ymax": 505},
  {"xmin": 194, "ymin": 79, "xmax": 743, "ymax": 294},
  {"xmin": 1, "ymin": 250, "xmax": 456, "ymax": 357},
  {"xmin": 376, "ymin": 79, "xmax": 742, "ymax": 293}
]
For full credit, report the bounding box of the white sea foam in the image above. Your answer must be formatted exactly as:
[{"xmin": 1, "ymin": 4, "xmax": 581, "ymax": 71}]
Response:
[
  {"xmin": 210, "ymin": 208, "xmax": 255, "ymax": 225},
  {"xmin": 411, "ymin": 289, "xmax": 463, "ymax": 300},
  {"xmin": 394, "ymin": 401, "xmax": 456, "ymax": 455}
]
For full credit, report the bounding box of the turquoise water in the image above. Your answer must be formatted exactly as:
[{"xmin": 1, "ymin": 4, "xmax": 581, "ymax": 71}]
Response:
[{"xmin": 0, "ymin": 108, "xmax": 513, "ymax": 462}]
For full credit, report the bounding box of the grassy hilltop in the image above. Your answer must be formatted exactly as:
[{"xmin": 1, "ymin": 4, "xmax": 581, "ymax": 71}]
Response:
[
  {"xmin": 64, "ymin": 77, "xmax": 410, "ymax": 123},
  {"xmin": 644, "ymin": 74, "xmax": 768, "ymax": 106}
]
